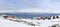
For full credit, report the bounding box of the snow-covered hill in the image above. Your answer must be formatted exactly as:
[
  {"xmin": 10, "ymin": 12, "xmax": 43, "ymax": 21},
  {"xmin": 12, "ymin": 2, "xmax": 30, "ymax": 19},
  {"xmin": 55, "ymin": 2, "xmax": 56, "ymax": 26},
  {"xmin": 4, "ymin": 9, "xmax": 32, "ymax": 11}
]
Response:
[
  {"xmin": 0, "ymin": 16, "xmax": 40, "ymax": 27},
  {"xmin": 0, "ymin": 16, "xmax": 60, "ymax": 27}
]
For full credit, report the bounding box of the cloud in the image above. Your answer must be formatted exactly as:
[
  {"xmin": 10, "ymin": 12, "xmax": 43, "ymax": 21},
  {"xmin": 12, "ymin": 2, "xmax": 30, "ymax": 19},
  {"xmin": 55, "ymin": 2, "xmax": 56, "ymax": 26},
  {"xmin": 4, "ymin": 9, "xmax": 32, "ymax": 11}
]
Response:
[
  {"xmin": 0, "ymin": 8, "xmax": 60, "ymax": 13},
  {"xmin": 17, "ymin": 8, "xmax": 60, "ymax": 13},
  {"xmin": 0, "ymin": 0, "xmax": 60, "ymax": 13},
  {"xmin": 21, "ymin": 0, "xmax": 40, "ymax": 8}
]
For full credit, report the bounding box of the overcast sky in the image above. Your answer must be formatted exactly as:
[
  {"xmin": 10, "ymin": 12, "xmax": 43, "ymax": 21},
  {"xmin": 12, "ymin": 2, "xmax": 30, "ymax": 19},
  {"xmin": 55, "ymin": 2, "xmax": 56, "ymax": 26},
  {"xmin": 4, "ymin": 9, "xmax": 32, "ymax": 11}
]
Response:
[{"xmin": 0, "ymin": 0, "xmax": 60, "ymax": 13}]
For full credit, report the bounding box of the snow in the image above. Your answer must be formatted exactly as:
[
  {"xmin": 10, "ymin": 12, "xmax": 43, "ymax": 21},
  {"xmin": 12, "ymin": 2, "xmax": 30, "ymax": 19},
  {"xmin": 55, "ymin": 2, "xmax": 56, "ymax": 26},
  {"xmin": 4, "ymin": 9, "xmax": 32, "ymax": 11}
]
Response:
[
  {"xmin": 0, "ymin": 16, "xmax": 39, "ymax": 27},
  {"xmin": 0, "ymin": 16, "xmax": 60, "ymax": 27}
]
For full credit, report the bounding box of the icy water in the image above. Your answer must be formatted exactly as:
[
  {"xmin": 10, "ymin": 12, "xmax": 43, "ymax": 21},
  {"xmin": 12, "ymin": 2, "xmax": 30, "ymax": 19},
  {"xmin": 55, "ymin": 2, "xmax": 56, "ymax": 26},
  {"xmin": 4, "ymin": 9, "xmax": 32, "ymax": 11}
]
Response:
[{"xmin": 0, "ymin": 13, "xmax": 60, "ymax": 18}]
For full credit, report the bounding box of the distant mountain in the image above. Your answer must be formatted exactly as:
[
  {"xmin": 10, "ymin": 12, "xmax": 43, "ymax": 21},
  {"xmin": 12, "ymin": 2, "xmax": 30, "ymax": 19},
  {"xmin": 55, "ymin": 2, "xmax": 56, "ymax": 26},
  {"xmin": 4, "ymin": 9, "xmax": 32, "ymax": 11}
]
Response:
[{"xmin": 0, "ymin": 13, "xmax": 60, "ymax": 18}]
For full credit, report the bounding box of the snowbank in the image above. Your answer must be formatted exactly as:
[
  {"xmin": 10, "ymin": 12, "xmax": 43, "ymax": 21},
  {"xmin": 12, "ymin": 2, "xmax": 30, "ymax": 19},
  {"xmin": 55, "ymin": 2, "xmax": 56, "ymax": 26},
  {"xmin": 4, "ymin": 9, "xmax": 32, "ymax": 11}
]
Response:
[
  {"xmin": 0, "ymin": 17, "xmax": 39, "ymax": 27},
  {"xmin": 0, "ymin": 16, "xmax": 60, "ymax": 27}
]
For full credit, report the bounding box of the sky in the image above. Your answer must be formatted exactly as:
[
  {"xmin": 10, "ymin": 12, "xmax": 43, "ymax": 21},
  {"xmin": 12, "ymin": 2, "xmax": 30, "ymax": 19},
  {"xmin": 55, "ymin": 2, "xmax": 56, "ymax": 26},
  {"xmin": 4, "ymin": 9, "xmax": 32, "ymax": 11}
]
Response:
[{"xmin": 0, "ymin": 0, "xmax": 60, "ymax": 13}]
